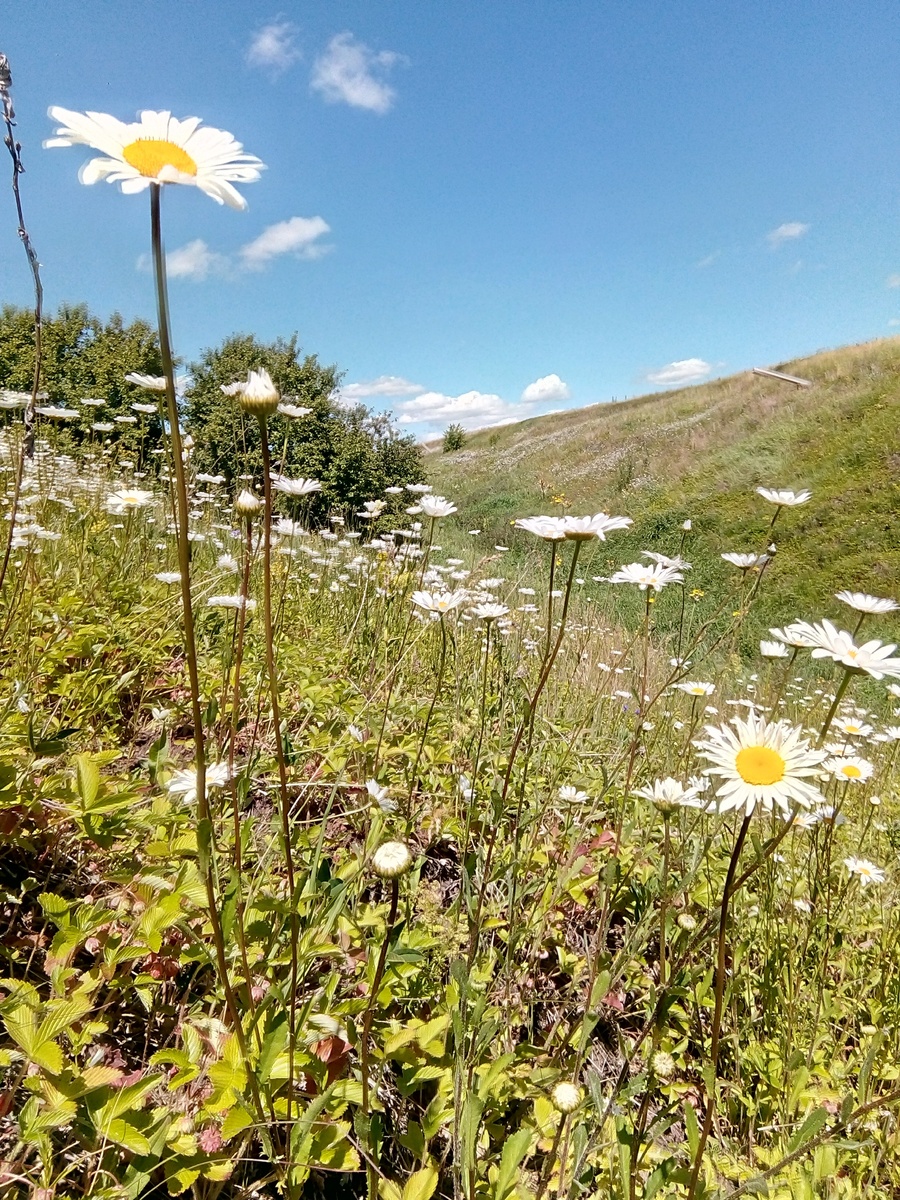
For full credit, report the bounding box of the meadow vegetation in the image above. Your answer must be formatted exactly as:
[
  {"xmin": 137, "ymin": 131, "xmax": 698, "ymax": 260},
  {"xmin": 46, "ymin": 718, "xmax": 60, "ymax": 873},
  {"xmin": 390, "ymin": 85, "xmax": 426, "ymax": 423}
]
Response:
[{"xmin": 2, "ymin": 65, "xmax": 900, "ymax": 1200}]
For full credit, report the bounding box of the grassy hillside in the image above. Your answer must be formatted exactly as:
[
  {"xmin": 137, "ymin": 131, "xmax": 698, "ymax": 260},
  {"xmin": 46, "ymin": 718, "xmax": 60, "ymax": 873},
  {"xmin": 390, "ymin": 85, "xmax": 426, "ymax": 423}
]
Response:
[{"xmin": 428, "ymin": 338, "xmax": 900, "ymax": 641}]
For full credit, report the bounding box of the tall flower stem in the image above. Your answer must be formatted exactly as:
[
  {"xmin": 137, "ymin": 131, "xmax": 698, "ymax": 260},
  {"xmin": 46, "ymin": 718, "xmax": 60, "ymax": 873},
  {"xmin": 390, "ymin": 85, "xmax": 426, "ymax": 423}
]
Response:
[
  {"xmin": 258, "ymin": 413, "xmax": 300, "ymax": 1130},
  {"xmin": 407, "ymin": 613, "xmax": 448, "ymax": 809},
  {"xmin": 149, "ymin": 185, "xmax": 263, "ymax": 1115},
  {"xmin": 0, "ymin": 54, "xmax": 43, "ymax": 595},
  {"xmin": 361, "ymin": 877, "xmax": 400, "ymax": 1200},
  {"xmin": 685, "ymin": 813, "xmax": 752, "ymax": 1200},
  {"xmin": 470, "ymin": 541, "xmax": 582, "ymax": 967},
  {"xmin": 817, "ymin": 669, "xmax": 853, "ymax": 746}
]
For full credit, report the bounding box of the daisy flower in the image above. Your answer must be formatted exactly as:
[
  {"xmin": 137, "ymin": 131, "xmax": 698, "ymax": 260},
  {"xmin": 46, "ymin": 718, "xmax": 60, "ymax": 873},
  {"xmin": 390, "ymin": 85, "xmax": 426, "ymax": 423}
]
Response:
[
  {"xmin": 825, "ymin": 755, "xmax": 874, "ymax": 784},
  {"xmin": 632, "ymin": 777, "xmax": 703, "ymax": 812},
  {"xmin": 674, "ymin": 681, "xmax": 715, "ymax": 697},
  {"xmin": 106, "ymin": 488, "xmax": 154, "ymax": 512},
  {"xmin": 411, "ymin": 589, "xmax": 468, "ymax": 615},
  {"xmin": 608, "ymin": 561, "xmax": 684, "ymax": 590},
  {"xmin": 471, "ymin": 602, "xmax": 510, "ymax": 622},
  {"xmin": 45, "ymin": 108, "xmax": 264, "ymax": 209},
  {"xmin": 563, "ymin": 513, "xmax": 633, "ymax": 541},
  {"xmin": 514, "ymin": 515, "xmax": 569, "ymax": 541},
  {"xmin": 790, "ymin": 619, "xmax": 900, "ymax": 680},
  {"xmin": 833, "ymin": 716, "xmax": 873, "ymax": 738},
  {"xmin": 167, "ymin": 761, "xmax": 231, "ymax": 804},
  {"xmin": 694, "ymin": 712, "xmax": 826, "ymax": 817},
  {"xmin": 756, "ymin": 488, "xmax": 812, "ymax": 506},
  {"xmin": 558, "ymin": 784, "xmax": 589, "ymax": 803},
  {"xmin": 834, "ymin": 590, "xmax": 899, "ymax": 615},
  {"xmin": 271, "ymin": 475, "xmax": 323, "ymax": 497},
  {"xmin": 843, "ymin": 856, "xmax": 886, "ymax": 887},
  {"xmin": 419, "ymin": 495, "xmax": 457, "ymax": 518},
  {"xmin": 722, "ymin": 552, "xmax": 769, "ymax": 570},
  {"xmin": 760, "ymin": 639, "xmax": 790, "ymax": 658}
]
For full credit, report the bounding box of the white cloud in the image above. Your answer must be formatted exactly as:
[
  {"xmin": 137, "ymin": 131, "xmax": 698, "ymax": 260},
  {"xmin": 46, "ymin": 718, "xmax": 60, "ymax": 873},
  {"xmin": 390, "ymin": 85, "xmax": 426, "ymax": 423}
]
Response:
[
  {"xmin": 310, "ymin": 32, "xmax": 404, "ymax": 113},
  {"xmin": 166, "ymin": 239, "xmax": 227, "ymax": 281},
  {"xmin": 238, "ymin": 216, "xmax": 331, "ymax": 269},
  {"xmin": 645, "ymin": 358, "xmax": 712, "ymax": 387},
  {"xmin": 766, "ymin": 221, "xmax": 810, "ymax": 248},
  {"xmin": 136, "ymin": 239, "xmax": 227, "ymax": 281},
  {"xmin": 395, "ymin": 389, "xmax": 536, "ymax": 432},
  {"xmin": 247, "ymin": 20, "xmax": 301, "ymax": 73},
  {"xmin": 520, "ymin": 373, "xmax": 571, "ymax": 405},
  {"xmin": 696, "ymin": 251, "xmax": 720, "ymax": 269},
  {"xmin": 886, "ymin": 274, "xmax": 900, "ymax": 288},
  {"xmin": 888, "ymin": 318, "xmax": 900, "ymax": 327},
  {"xmin": 340, "ymin": 376, "xmax": 424, "ymax": 401}
]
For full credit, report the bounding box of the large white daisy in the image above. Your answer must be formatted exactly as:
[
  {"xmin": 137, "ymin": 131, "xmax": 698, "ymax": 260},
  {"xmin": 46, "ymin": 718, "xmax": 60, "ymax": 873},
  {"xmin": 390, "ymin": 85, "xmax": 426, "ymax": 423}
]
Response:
[
  {"xmin": 45, "ymin": 108, "xmax": 264, "ymax": 209},
  {"xmin": 694, "ymin": 712, "xmax": 826, "ymax": 817}
]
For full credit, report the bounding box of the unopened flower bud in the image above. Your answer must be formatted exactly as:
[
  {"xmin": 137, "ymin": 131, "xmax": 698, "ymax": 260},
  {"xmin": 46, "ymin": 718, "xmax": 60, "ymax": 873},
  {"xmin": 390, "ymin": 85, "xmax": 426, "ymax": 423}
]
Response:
[
  {"xmin": 651, "ymin": 1050, "xmax": 675, "ymax": 1079},
  {"xmin": 677, "ymin": 912, "xmax": 697, "ymax": 931},
  {"xmin": 371, "ymin": 841, "xmax": 412, "ymax": 878},
  {"xmin": 235, "ymin": 490, "xmax": 261, "ymax": 517},
  {"xmin": 551, "ymin": 1081, "xmax": 581, "ymax": 1113},
  {"xmin": 235, "ymin": 368, "xmax": 279, "ymax": 417}
]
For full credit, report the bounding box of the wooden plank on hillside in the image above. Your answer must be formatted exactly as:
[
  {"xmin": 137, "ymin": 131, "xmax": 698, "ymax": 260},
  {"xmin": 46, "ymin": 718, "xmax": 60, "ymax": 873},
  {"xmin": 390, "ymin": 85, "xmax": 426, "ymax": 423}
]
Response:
[{"xmin": 752, "ymin": 367, "xmax": 813, "ymax": 388}]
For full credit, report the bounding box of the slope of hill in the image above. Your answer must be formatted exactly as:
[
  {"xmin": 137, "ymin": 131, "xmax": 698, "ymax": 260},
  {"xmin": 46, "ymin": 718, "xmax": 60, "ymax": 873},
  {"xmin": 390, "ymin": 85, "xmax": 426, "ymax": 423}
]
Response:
[{"xmin": 428, "ymin": 338, "xmax": 900, "ymax": 640}]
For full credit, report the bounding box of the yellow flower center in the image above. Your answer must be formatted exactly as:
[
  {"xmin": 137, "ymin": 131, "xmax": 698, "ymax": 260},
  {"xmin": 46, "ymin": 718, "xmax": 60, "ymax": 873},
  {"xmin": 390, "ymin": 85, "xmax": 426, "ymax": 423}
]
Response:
[
  {"xmin": 122, "ymin": 139, "xmax": 197, "ymax": 179},
  {"xmin": 735, "ymin": 745, "xmax": 785, "ymax": 787},
  {"xmin": 841, "ymin": 764, "xmax": 862, "ymax": 778}
]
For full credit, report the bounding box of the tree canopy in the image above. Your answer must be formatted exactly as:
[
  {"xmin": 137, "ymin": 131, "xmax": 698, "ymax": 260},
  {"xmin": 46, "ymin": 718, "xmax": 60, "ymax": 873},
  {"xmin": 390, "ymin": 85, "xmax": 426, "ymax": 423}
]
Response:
[
  {"xmin": 0, "ymin": 309, "xmax": 426, "ymax": 521},
  {"xmin": 0, "ymin": 303, "xmax": 165, "ymax": 467},
  {"xmin": 184, "ymin": 333, "xmax": 425, "ymax": 522}
]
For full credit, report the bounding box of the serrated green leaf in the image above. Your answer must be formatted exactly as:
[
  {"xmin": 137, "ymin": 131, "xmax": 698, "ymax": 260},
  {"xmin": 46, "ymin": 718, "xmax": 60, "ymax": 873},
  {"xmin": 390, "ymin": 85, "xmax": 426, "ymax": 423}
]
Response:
[
  {"xmin": 75, "ymin": 753, "xmax": 101, "ymax": 808},
  {"xmin": 221, "ymin": 1105, "xmax": 254, "ymax": 1141},
  {"xmin": 402, "ymin": 1165, "xmax": 439, "ymax": 1200},
  {"xmin": 103, "ymin": 1117, "xmax": 152, "ymax": 1154},
  {"xmin": 787, "ymin": 1107, "xmax": 829, "ymax": 1154}
]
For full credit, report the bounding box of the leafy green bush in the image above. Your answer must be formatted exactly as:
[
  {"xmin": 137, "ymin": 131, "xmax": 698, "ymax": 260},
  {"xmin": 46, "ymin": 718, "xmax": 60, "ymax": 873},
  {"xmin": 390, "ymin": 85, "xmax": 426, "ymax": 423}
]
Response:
[{"xmin": 184, "ymin": 332, "xmax": 426, "ymax": 520}]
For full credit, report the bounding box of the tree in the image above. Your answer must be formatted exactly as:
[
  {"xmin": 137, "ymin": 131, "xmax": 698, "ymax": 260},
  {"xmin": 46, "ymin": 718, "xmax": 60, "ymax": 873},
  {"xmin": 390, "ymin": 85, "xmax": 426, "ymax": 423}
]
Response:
[
  {"xmin": 184, "ymin": 333, "xmax": 425, "ymax": 523},
  {"xmin": 0, "ymin": 303, "xmax": 165, "ymax": 469},
  {"xmin": 442, "ymin": 423, "xmax": 466, "ymax": 453}
]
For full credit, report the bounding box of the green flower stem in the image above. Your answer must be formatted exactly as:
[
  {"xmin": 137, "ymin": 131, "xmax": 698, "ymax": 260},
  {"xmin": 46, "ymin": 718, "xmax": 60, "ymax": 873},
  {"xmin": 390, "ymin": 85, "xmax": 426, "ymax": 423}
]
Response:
[
  {"xmin": 685, "ymin": 813, "xmax": 752, "ymax": 1200},
  {"xmin": 149, "ymin": 185, "xmax": 262, "ymax": 1117},
  {"xmin": 258, "ymin": 412, "xmax": 301, "ymax": 1135},
  {"xmin": 228, "ymin": 515, "xmax": 256, "ymax": 1019},
  {"xmin": 407, "ymin": 611, "xmax": 448, "ymax": 809},
  {"xmin": 361, "ymin": 877, "xmax": 400, "ymax": 1200},
  {"xmin": 817, "ymin": 669, "xmax": 853, "ymax": 746},
  {"xmin": 470, "ymin": 540, "xmax": 581, "ymax": 968}
]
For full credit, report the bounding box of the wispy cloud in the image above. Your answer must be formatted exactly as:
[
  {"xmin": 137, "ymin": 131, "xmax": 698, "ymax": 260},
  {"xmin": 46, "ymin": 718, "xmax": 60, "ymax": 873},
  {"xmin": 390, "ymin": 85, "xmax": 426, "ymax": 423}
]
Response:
[
  {"xmin": 888, "ymin": 318, "xmax": 900, "ymax": 328},
  {"xmin": 137, "ymin": 217, "xmax": 331, "ymax": 281},
  {"xmin": 239, "ymin": 216, "xmax": 331, "ymax": 269},
  {"xmin": 766, "ymin": 221, "xmax": 810, "ymax": 248},
  {"xmin": 696, "ymin": 251, "xmax": 720, "ymax": 269},
  {"xmin": 247, "ymin": 19, "xmax": 301, "ymax": 74},
  {"xmin": 310, "ymin": 32, "xmax": 405, "ymax": 113},
  {"xmin": 645, "ymin": 358, "xmax": 712, "ymax": 387},
  {"xmin": 520, "ymin": 373, "xmax": 570, "ymax": 405},
  {"xmin": 161, "ymin": 239, "xmax": 227, "ymax": 281},
  {"xmin": 340, "ymin": 376, "xmax": 424, "ymax": 402},
  {"xmin": 886, "ymin": 273, "xmax": 900, "ymax": 289}
]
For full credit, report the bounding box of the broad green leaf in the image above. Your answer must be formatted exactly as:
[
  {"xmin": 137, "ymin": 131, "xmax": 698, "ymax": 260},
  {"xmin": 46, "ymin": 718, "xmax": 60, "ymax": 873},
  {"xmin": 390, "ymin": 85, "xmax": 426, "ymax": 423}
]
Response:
[
  {"xmin": 402, "ymin": 1166, "xmax": 439, "ymax": 1200},
  {"xmin": 221, "ymin": 1105, "xmax": 254, "ymax": 1141},
  {"xmin": 494, "ymin": 1127, "xmax": 533, "ymax": 1200},
  {"xmin": 75, "ymin": 753, "xmax": 101, "ymax": 808},
  {"xmin": 787, "ymin": 1107, "xmax": 829, "ymax": 1154},
  {"xmin": 103, "ymin": 1117, "xmax": 152, "ymax": 1155}
]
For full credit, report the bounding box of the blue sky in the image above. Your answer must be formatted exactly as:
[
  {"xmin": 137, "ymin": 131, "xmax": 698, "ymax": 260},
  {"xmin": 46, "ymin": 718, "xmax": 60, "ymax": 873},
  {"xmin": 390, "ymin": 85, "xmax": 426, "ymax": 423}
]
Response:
[{"xmin": 2, "ymin": 2, "xmax": 900, "ymax": 435}]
